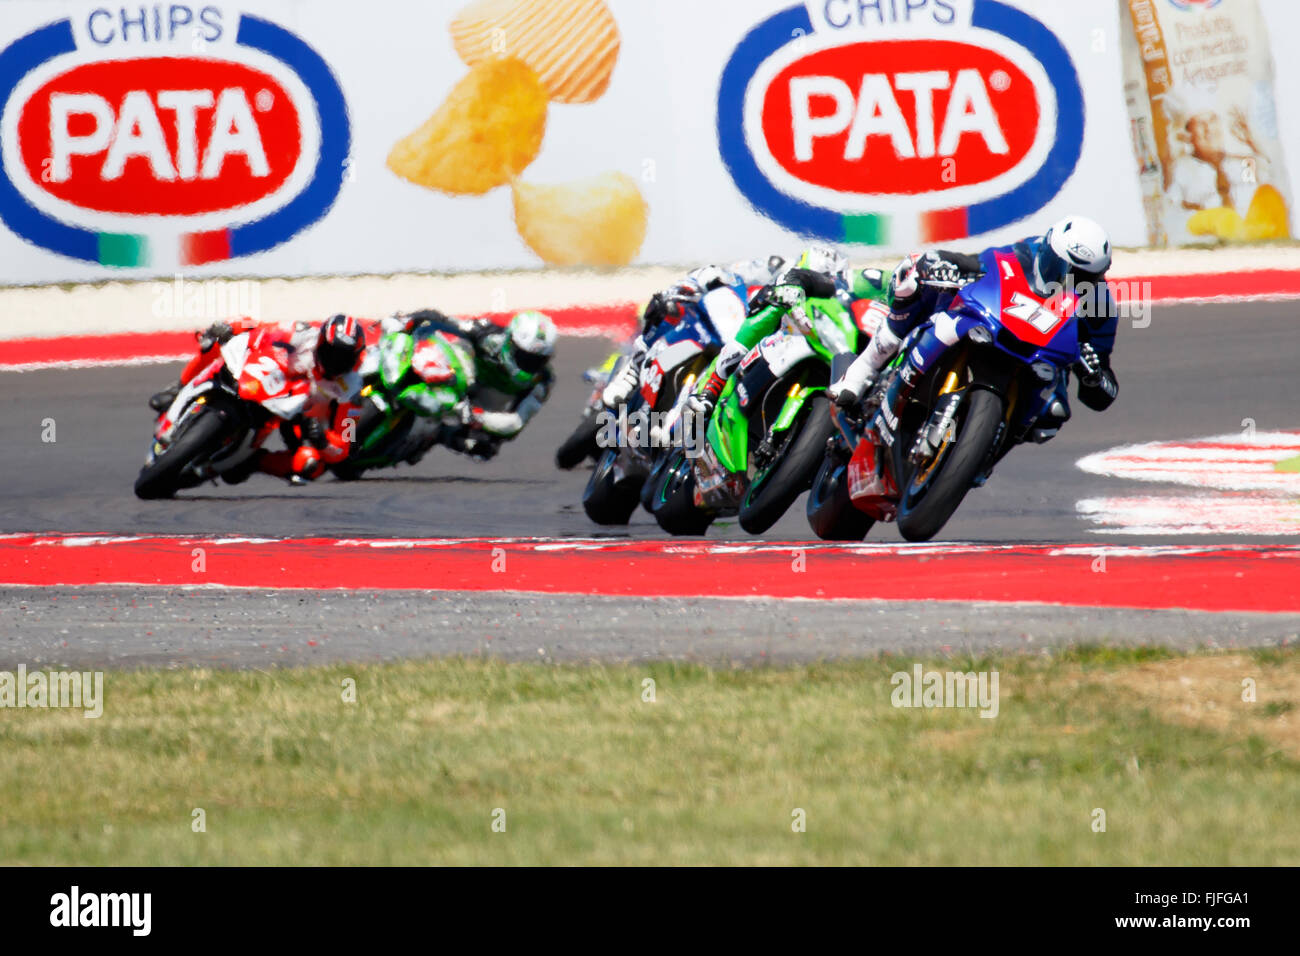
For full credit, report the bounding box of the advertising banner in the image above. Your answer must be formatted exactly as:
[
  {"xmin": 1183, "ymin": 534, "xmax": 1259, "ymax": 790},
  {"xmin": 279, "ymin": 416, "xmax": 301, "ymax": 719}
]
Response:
[
  {"xmin": 1121, "ymin": 0, "xmax": 1293, "ymax": 246},
  {"xmin": 0, "ymin": 0, "xmax": 1294, "ymax": 284}
]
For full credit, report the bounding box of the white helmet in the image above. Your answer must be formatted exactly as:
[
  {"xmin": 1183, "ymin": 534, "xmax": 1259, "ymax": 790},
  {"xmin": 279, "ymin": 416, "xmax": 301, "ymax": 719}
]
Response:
[
  {"xmin": 686, "ymin": 265, "xmax": 740, "ymax": 292},
  {"xmin": 503, "ymin": 310, "xmax": 557, "ymax": 377},
  {"xmin": 1036, "ymin": 216, "xmax": 1112, "ymax": 289},
  {"xmin": 796, "ymin": 245, "xmax": 849, "ymax": 280}
]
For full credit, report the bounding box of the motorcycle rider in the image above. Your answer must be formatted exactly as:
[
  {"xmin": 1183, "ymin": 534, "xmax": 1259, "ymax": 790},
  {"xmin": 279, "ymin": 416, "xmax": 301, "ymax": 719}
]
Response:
[
  {"xmin": 685, "ymin": 245, "xmax": 885, "ymax": 421},
  {"xmin": 149, "ymin": 314, "xmax": 366, "ymax": 484},
  {"xmin": 599, "ymin": 263, "xmax": 758, "ymax": 410},
  {"xmin": 382, "ymin": 308, "xmax": 558, "ymax": 460},
  {"xmin": 829, "ymin": 216, "xmax": 1120, "ymax": 440}
]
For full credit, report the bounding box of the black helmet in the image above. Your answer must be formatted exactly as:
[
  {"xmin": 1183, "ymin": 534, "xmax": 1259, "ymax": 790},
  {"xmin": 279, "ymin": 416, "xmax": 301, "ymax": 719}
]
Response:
[{"xmin": 316, "ymin": 314, "xmax": 364, "ymax": 378}]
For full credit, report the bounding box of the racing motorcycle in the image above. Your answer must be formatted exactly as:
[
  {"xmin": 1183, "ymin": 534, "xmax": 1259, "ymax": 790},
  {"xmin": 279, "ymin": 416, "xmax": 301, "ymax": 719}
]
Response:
[
  {"xmin": 555, "ymin": 349, "xmax": 624, "ymax": 470},
  {"xmin": 581, "ymin": 283, "xmax": 748, "ymax": 525},
  {"xmin": 807, "ymin": 248, "xmax": 1086, "ymax": 542},
  {"xmin": 134, "ymin": 327, "xmax": 307, "ymax": 499},
  {"xmin": 330, "ymin": 322, "xmax": 481, "ymax": 480},
  {"xmin": 559, "ymin": 260, "xmax": 788, "ymax": 477},
  {"xmin": 649, "ymin": 291, "xmax": 875, "ymax": 536}
]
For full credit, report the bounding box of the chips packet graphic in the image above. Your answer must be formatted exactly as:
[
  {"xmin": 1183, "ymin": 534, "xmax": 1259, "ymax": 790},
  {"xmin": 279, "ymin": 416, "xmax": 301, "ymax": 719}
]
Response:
[{"xmin": 1121, "ymin": 0, "xmax": 1292, "ymax": 245}]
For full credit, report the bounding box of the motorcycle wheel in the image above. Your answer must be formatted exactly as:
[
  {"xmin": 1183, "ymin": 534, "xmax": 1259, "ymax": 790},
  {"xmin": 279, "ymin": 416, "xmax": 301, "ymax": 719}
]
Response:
[
  {"xmin": 806, "ymin": 453, "xmax": 874, "ymax": 541},
  {"xmin": 133, "ymin": 408, "xmax": 230, "ymax": 500},
  {"xmin": 738, "ymin": 393, "xmax": 834, "ymax": 535},
  {"xmin": 331, "ymin": 462, "xmax": 367, "ymax": 482},
  {"xmin": 582, "ymin": 448, "xmax": 643, "ymax": 525},
  {"xmin": 556, "ymin": 414, "xmax": 603, "ymax": 470},
  {"xmin": 896, "ymin": 387, "xmax": 1003, "ymax": 542},
  {"xmin": 332, "ymin": 398, "xmax": 396, "ymax": 480},
  {"xmin": 650, "ymin": 448, "xmax": 714, "ymax": 536},
  {"xmin": 639, "ymin": 450, "xmax": 670, "ymax": 512}
]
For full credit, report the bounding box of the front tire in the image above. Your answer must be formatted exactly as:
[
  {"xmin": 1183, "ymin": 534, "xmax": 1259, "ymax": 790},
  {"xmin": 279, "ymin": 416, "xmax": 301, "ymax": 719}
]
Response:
[
  {"xmin": 556, "ymin": 414, "xmax": 602, "ymax": 470},
  {"xmin": 650, "ymin": 448, "xmax": 714, "ymax": 536},
  {"xmin": 806, "ymin": 453, "xmax": 874, "ymax": 541},
  {"xmin": 582, "ymin": 449, "xmax": 643, "ymax": 525},
  {"xmin": 332, "ymin": 398, "xmax": 397, "ymax": 480},
  {"xmin": 134, "ymin": 409, "xmax": 231, "ymax": 500},
  {"xmin": 896, "ymin": 387, "xmax": 1003, "ymax": 542},
  {"xmin": 640, "ymin": 450, "xmax": 670, "ymax": 511},
  {"xmin": 738, "ymin": 393, "xmax": 835, "ymax": 535}
]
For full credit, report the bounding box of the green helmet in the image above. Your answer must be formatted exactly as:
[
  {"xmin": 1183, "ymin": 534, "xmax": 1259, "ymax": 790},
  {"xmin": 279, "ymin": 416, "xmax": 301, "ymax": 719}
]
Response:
[{"xmin": 497, "ymin": 310, "xmax": 557, "ymax": 383}]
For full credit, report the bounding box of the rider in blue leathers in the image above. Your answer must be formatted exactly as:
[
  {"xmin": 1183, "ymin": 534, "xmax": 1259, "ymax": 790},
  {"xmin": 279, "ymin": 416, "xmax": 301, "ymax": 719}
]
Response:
[{"xmin": 830, "ymin": 215, "xmax": 1120, "ymax": 441}]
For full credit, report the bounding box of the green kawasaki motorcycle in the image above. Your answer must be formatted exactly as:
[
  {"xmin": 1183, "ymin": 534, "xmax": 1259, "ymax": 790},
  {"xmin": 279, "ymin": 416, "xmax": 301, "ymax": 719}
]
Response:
[
  {"xmin": 332, "ymin": 324, "xmax": 478, "ymax": 480},
  {"xmin": 649, "ymin": 293, "xmax": 872, "ymax": 536}
]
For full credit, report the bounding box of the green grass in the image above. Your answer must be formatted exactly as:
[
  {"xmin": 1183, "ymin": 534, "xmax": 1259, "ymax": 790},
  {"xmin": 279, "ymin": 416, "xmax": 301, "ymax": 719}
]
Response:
[{"xmin": 1, "ymin": 647, "xmax": 1297, "ymax": 865}]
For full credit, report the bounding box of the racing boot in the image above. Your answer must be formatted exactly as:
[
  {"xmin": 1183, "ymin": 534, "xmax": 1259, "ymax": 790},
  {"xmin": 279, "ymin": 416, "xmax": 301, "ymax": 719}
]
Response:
[
  {"xmin": 220, "ymin": 451, "xmax": 263, "ymax": 485},
  {"xmin": 1027, "ymin": 398, "xmax": 1070, "ymax": 445},
  {"xmin": 257, "ymin": 445, "xmax": 324, "ymax": 484},
  {"xmin": 600, "ymin": 358, "xmax": 642, "ymax": 409},
  {"xmin": 148, "ymin": 382, "xmax": 179, "ymax": 412},
  {"xmin": 831, "ymin": 324, "xmax": 901, "ymax": 408},
  {"xmin": 685, "ymin": 368, "xmax": 727, "ymax": 428},
  {"xmin": 403, "ymin": 420, "xmax": 443, "ymax": 465}
]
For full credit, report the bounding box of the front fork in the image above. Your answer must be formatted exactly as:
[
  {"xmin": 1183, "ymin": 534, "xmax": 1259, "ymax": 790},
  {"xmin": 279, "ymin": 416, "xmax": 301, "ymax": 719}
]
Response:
[
  {"xmin": 907, "ymin": 355, "xmax": 967, "ymax": 465},
  {"xmin": 878, "ymin": 342, "xmax": 1015, "ymax": 484},
  {"xmin": 871, "ymin": 328, "xmax": 960, "ymax": 456}
]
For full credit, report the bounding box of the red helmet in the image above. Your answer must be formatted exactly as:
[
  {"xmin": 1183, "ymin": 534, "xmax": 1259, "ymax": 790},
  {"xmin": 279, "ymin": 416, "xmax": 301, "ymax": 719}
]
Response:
[{"xmin": 316, "ymin": 314, "xmax": 364, "ymax": 378}]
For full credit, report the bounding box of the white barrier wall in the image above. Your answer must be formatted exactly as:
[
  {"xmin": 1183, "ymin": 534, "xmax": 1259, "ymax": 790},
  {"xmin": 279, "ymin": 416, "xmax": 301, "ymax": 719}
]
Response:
[{"xmin": 0, "ymin": 0, "xmax": 1296, "ymax": 284}]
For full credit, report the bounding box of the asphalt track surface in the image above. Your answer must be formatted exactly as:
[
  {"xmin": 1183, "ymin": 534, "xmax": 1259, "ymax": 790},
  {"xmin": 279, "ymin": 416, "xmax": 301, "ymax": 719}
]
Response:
[{"xmin": 2, "ymin": 300, "xmax": 1298, "ymax": 664}]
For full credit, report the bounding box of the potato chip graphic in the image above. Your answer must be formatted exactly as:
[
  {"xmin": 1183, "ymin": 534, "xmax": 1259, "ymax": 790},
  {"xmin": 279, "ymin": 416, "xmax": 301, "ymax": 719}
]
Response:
[
  {"xmin": 1187, "ymin": 206, "xmax": 1245, "ymax": 241},
  {"xmin": 512, "ymin": 172, "xmax": 647, "ymax": 266},
  {"xmin": 386, "ymin": 58, "xmax": 547, "ymax": 195},
  {"xmin": 450, "ymin": 0, "xmax": 620, "ymax": 104},
  {"xmin": 1243, "ymin": 184, "xmax": 1290, "ymax": 240}
]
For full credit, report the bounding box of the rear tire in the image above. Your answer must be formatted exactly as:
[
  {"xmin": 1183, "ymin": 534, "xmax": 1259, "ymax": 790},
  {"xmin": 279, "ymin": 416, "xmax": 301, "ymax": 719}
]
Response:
[
  {"xmin": 650, "ymin": 448, "xmax": 714, "ymax": 536},
  {"xmin": 582, "ymin": 449, "xmax": 643, "ymax": 525},
  {"xmin": 738, "ymin": 394, "xmax": 835, "ymax": 535},
  {"xmin": 896, "ymin": 387, "xmax": 1003, "ymax": 542},
  {"xmin": 134, "ymin": 409, "xmax": 231, "ymax": 500},
  {"xmin": 806, "ymin": 453, "xmax": 874, "ymax": 541},
  {"xmin": 556, "ymin": 414, "xmax": 602, "ymax": 470}
]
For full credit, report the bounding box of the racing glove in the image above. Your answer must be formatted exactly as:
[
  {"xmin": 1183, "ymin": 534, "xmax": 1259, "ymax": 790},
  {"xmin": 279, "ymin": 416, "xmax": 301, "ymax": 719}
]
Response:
[
  {"xmin": 1075, "ymin": 342, "xmax": 1104, "ymax": 386},
  {"xmin": 642, "ymin": 292, "xmax": 672, "ymax": 332},
  {"xmin": 889, "ymin": 255, "xmax": 923, "ymax": 304},
  {"xmin": 460, "ymin": 318, "xmax": 499, "ymax": 343},
  {"xmin": 921, "ymin": 256, "xmax": 961, "ymax": 286},
  {"xmin": 197, "ymin": 321, "xmax": 234, "ymax": 352},
  {"xmin": 775, "ymin": 267, "xmax": 837, "ymax": 299},
  {"xmin": 1074, "ymin": 343, "xmax": 1119, "ymax": 411},
  {"xmin": 772, "ymin": 283, "xmax": 807, "ymax": 310}
]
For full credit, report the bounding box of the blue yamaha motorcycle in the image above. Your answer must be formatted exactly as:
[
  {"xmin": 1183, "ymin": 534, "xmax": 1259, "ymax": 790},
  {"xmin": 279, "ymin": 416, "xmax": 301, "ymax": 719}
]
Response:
[{"xmin": 808, "ymin": 247, "xmax": 1085, "ymax": 542}]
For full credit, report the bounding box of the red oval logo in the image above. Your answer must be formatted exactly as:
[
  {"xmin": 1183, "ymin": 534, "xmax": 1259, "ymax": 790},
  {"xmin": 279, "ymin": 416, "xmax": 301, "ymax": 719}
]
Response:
[
  {"xmin": 761, "ymin": 40, "xmax": 1039, "ymax": 195},
  {"xmin": 18, "ymin": 57, "xmax": 301, "ymax": 216}
]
